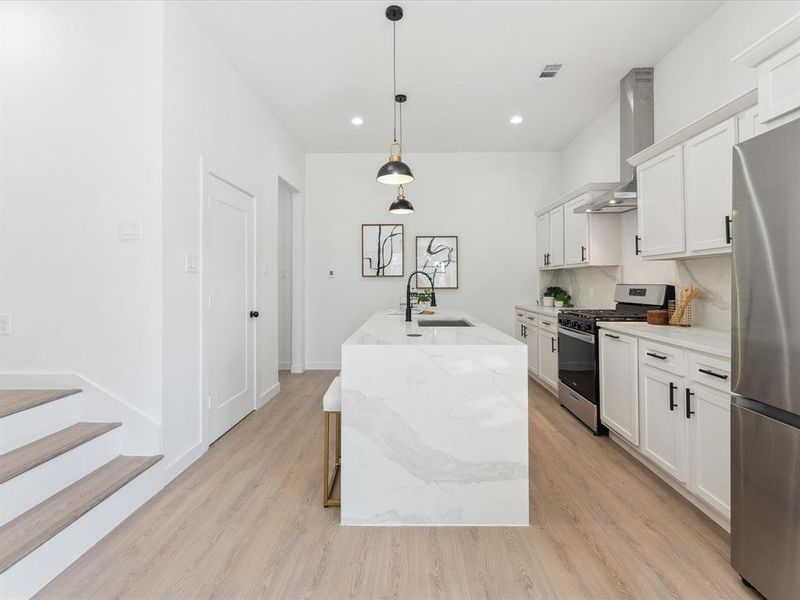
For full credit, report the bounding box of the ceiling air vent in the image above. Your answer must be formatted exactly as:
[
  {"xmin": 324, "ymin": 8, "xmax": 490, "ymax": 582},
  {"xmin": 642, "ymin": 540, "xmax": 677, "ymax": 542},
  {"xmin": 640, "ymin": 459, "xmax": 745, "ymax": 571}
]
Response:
[{"xmin": 538, "ymin": 63, "xmax": 564, "ymax": 79}]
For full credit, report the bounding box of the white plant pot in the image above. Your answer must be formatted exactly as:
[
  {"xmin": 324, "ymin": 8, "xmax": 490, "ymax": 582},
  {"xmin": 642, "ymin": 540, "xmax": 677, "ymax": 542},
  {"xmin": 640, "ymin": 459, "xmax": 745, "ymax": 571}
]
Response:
[
  {"xmin": 542, "ymin": 296, "xmax": 554, "ymax": 307},
  {"xmin": 554, "ymin": 300, "xmax": 565, "ymax": 308}
]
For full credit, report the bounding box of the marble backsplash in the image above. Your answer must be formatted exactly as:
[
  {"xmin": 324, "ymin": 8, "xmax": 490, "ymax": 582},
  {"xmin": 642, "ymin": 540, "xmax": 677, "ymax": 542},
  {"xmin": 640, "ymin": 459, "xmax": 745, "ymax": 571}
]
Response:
[
  {"xmin": 539, "ymin": 266, "xmax": 621, "ymax": 309},
  {"xmin": 538, "ymin": 255, "xmax": 732, "ymax": 331}
]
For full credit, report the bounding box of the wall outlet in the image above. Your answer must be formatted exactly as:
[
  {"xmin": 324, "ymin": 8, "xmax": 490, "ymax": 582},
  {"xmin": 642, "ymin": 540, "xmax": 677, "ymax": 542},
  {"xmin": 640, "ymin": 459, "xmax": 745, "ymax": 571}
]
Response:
[
  {"xmin": 328, "ymin": 269, "xmax": 335, "ymax": 278},
  {"xmin": 185, "ymin": 253, "xmax": 199, "ymax": 273},
  {"xmin": 0, "ymin": 314, "xmax": 10, "ymax": 335},
  {"xmin": 119, "ymin": 218, "xmax": 142, "ymax": 240}
]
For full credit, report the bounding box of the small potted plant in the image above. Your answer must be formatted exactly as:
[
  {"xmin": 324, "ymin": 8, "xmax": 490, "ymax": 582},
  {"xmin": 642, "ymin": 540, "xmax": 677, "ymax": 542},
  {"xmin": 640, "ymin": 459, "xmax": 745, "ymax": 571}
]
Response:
[
  {"xmin": 416, "ymin": 289, "xmax": 432, "ymax": 310},
  {"xmin": 543, "ymin": 286, "xmax": 566, "ymax": 307},
  {"xmin": 553, "ymin": 288, "xmax": 571, "ymax": 308}
]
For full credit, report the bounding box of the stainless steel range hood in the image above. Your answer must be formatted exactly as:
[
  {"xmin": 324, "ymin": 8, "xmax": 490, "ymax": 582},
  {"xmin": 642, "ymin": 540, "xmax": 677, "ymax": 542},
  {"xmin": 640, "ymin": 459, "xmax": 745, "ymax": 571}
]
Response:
[{"xmin": 574, "ymin": 68, "xmax": 653, "ymax": 214}]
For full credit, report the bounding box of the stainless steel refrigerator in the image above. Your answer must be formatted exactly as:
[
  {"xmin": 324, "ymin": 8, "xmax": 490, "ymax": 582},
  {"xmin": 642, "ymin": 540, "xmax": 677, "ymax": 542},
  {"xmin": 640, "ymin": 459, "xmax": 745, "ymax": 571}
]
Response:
[{"xmin": 731, "ymin": 118, "xmax": 800, "ymax": 600}]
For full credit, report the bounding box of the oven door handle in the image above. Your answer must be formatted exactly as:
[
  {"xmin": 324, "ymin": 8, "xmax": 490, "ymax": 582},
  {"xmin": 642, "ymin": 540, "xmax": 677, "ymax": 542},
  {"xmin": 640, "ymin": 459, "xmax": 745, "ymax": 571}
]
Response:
[{"xmin": 557, "ymin": 326, "xmax": 595, "ymax": 344}]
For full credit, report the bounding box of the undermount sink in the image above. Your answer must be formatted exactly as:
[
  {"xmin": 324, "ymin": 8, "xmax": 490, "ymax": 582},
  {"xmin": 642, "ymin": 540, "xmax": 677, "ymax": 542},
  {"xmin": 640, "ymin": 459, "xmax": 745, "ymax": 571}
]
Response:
[{"xmin": 417, "ymin": 319, "xmax": 474, "ymax": 327}]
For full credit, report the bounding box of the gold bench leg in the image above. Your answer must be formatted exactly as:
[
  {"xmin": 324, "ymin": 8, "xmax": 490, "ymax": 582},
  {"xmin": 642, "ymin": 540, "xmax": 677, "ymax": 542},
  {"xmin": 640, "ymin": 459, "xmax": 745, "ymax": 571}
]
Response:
[{"xmin": 323, "ymin": 411, "xmax": 341, "ymax": 507}]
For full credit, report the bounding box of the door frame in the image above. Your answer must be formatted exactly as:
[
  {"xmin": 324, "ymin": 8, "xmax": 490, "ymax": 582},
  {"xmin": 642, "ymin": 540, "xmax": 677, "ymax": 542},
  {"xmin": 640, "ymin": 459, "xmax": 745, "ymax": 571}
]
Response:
[
  {"xmin": 277, "ymin": 176, "xmax": 305, "ymax": 374},
  {"xmin": 201, "ymin": 156, "xmax": 259, "ymax": 447}
]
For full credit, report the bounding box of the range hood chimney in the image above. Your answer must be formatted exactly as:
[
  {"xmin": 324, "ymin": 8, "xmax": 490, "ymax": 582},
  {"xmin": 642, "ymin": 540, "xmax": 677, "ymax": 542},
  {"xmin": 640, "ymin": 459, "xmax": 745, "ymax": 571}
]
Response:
[{"xmin": 575, "ymin": 68, "xmax": 653, "ymax": 214}]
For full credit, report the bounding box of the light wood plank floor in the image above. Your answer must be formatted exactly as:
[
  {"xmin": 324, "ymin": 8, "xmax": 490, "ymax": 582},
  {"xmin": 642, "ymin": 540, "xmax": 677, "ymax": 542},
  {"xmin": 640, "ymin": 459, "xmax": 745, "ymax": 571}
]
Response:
[{"xmin": 39, "ymin": 371, "xmax": 755, "ymax": 600}]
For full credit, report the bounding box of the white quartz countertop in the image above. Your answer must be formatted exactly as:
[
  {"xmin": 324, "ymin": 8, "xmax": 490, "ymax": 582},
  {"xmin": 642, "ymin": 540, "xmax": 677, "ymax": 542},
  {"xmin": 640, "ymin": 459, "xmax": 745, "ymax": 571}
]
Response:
[
  {"xmin": 343, "ymin": 310, "xmax": 521, "ymax": 347},
  {"xmin": 514, "ymin": 304, "xmax": 562, "ymax": 316},
  {"xmin": 597, "ymin": 322, "xmax": 731, "ymax": 358}
]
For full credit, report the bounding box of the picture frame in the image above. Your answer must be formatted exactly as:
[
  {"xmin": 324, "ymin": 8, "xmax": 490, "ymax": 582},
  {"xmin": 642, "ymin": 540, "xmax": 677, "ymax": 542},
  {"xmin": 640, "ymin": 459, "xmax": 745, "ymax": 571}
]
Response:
[
  {"xmin": 361, "ymin": 224, "xmax": 404, "ymax": 277},
  {"xmin": 415, "ymin": 235, "xmax": 458, "ymax": 289}
]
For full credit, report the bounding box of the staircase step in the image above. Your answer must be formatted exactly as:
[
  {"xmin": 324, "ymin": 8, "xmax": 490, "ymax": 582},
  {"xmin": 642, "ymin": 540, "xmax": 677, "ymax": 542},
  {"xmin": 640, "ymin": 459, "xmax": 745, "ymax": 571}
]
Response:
[
  {"xmin": 0, "ymin": 454, "xmax": 162, "ymax": 573},
  {"xmin": 0, "ymin": 389, "xmax": 82, "ymax": 418},
  {"xmin": 0, "ymin": 422, "xmax": 122, "ymax": 484}
]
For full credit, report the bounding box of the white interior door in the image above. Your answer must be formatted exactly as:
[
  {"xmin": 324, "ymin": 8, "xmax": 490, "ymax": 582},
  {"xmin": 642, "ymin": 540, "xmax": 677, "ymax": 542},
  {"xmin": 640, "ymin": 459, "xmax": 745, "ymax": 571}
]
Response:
[{"xmin": 208, "ymin": 175, "xmax": 256, "ymax": 443}]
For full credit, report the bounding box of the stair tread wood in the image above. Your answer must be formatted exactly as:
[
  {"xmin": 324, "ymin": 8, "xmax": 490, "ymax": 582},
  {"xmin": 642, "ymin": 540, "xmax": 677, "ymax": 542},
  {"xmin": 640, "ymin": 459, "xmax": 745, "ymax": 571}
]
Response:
[
  {"xmin": 0, "ymin": 454, "xmax": 162, "ymax": 573},
  {"xmin": 0, "ymin": 389, "xmax": 82, "ymax": 418},
  {"xmin": 0, "ymin": 422, "xmax": 122, "ymax": 484}
]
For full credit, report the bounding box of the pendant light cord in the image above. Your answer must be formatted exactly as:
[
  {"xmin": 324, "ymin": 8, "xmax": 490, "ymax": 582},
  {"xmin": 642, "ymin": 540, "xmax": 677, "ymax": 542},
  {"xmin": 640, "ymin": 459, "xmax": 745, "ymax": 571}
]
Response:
[{"xmin": 392, "ymin": 20, "xmax": 397, "ymax": 144}]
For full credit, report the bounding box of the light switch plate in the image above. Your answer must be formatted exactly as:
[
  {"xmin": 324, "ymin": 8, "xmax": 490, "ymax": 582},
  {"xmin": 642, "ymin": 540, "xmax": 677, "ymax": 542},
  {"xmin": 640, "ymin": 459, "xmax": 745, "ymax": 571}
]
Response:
[
  {"xmin": 119, "ymin": 218, "xmax": 142, "ymax": 240},
  {"xmin": 0, "ymin": 314, "xmax": 10, "ymax": 336},
  {"xmin": 185, "ymin": 253, "xmax": 199, "ymax": 273},
  {"xmin": 328, "ymin": 269, "xmax": 335, "ymax": 278}
]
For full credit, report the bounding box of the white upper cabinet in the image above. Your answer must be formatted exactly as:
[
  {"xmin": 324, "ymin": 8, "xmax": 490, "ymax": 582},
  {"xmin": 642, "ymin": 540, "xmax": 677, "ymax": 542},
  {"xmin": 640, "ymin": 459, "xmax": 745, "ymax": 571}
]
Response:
[
  {"xmin": 684, "ymin": 118, "xmax": 737, "ymax": 253},
  {"xmin": 547, "ymin": 206, "xmax": 565, "ymax": 267},
  {"xmin": 537, "ymin": 184, "xmax": 621, "ymax": 270},
  {"xmin": 637, "ymin": 146, "xmax": 685, "ymax": 257},
  {"xmin": 537, "ymin": 214, "xmax": 549, "ymax": 268},
  {"xmin": 599, "ymin": 331, "xmax": 639, "ymax": 445},
  {"xmin": 630, "ymin": 91, "xmax": 761, "ymax": 261},
  {"xmin": 733, "ymin": 14, "xmax": 800, "ymax": 127},
  {"xmin": 564, "ymin": 197, "xmax": 589, "ymax": 265}
]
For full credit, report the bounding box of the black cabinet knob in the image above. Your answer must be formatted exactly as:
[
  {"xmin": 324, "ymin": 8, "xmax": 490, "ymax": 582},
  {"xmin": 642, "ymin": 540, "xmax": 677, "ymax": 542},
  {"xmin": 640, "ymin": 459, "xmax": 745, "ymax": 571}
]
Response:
[{"xmin": 250, "ymin": 310, "xmax": 259, "ymax": 318}]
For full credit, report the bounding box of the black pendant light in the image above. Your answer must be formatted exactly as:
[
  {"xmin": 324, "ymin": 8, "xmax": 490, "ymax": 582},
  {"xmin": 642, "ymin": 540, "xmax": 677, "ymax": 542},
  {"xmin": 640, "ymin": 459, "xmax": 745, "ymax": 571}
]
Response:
[
  {"xmin": 389, "ymin": 184, "xmax": 414, "ymax": 214},
  {"xmin": 377, "ymin": 5, "xmax": 414, "ymax": 186}
]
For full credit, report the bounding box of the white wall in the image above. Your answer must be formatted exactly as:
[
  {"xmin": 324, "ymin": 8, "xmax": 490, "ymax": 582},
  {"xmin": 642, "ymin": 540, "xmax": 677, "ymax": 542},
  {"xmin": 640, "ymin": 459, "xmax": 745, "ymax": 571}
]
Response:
[
  {"xmin": 304, "ymin": 152, "xmax": 560, "ymax": 367},
  {"xmin": 654, "ymin": 0, "xmax": 800, "ymax": 139},
  {"xmin": 1, "ymin": 1, "xmax": 164, "ymax": 420},
  {"xmin": 558, "ymin": 100, "xmax": 620, "ymax": 195},
  {"xmin": 160, "ymin": 2, "xmax": 304, "ymax": 471}
]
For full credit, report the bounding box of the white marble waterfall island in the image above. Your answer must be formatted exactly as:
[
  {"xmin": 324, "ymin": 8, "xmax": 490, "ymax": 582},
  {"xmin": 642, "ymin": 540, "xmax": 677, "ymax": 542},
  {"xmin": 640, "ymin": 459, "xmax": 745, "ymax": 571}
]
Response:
[{"xmin": 340, "ymin": 311, "xmax": 529, "ymax": 526}]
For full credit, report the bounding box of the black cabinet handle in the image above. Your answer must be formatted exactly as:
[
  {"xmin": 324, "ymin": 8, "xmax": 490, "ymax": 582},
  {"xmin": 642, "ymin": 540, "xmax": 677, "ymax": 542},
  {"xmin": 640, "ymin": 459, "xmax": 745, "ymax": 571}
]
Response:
[
  {"xmin": 646, "ymin": 352, "xmax": 667, "ymax": 360},
  {"xmin": 522, "ymin": 324, "xmax": 526, "ymax": 339},
  {"xmin": 604, "ymin": 333, "xmax": 620, "ymax": 339},
  {"xmin": 541, "ymin": 321, "xmax": 551, "ymax": 326},
  {"xmin": 669, "ymin": 382, "xmax": 677, "ymax": 411},
  {"xmin": 249, "ymin": 310, "xmax": 259, "ymax": 318},
  {"xmin": 699, "ymin": 368, "xmax": 728, "ymax": 380},
  {"xmin": 581, "ymin": 245, "xmax": 587, "ymax": 262},
  {"xmin": 635, "ymin": 235, "xmax": 642, "ymax": 256},
  {"xmin": 551, "ymin": 337, "xmax": 557, "ymax": 353},
  {"xmin": 685, "ymin": 388, "xmax": 695, "ymax": 419},
  {"xmin": 725, "ymin": 215, "xmax": 732, "ymax": 244}
]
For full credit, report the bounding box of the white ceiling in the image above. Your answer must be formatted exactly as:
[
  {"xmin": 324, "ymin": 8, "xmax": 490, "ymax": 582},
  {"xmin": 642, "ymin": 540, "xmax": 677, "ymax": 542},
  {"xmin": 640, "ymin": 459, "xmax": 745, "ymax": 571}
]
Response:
[{"xmin": 183, "ymin": 1, "xmax": 722, "ymax": 153}]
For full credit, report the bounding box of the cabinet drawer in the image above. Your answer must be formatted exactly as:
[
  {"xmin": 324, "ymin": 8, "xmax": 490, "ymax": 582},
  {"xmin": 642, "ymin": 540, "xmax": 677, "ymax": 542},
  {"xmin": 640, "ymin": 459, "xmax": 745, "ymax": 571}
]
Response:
[
  {"xmin": 537, "ymin": 315, "xmax": 557, "ymax": 333},
  {"xmin": 515, "ymin": 309, "xmax": 526, "ymax": 322},
  {"xmin": 688, "ymin": 352, "xmax": 731, "ymax": 393},
  {"xmin": 524, "ymin": 313, "xmax": 538, "ymax": 327},
  {"xmin": 639, "ymin": 339, "xmax": 686, "ymax": 376}
]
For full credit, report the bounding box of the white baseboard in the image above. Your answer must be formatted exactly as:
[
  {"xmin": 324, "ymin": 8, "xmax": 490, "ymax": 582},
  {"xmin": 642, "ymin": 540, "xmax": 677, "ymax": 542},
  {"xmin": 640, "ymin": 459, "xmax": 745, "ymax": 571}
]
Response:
[
  {"xmin": 304, "ymin": 361, "xmax": 341, "ymax": 370},
  {"xmin": 278, "ymin": 361, "xmax": 291, "ymax": 370},
  {"xmin": 290, "ymin": 363, "xmax": 305, "ymax": 374},
  {"xmin": 257, "ymin": 382, "xmax": 281, "ymax": 409},
  {"xmin": 163, "ymin": 441, "xmax": 207, "ymax": 485}
]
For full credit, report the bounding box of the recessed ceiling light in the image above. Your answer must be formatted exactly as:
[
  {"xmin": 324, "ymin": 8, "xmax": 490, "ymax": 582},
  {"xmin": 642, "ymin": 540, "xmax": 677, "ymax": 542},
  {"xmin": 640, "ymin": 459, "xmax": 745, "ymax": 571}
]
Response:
[
  {"xmin": 351, "ymin": 116, "xmax": 364, "ymax": 126},
  {"xmin": 585, "ymin": 209, "xmax": 592, "ymax": 213},
  {"xmin": 510, "ymin": 115, "xmax": 523, "ymax": 125}
]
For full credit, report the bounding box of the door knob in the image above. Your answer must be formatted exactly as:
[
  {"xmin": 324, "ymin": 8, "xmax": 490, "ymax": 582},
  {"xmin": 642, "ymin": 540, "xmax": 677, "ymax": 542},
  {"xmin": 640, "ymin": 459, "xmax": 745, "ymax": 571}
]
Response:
[{"xmin": 249, "ymin": 310, "xmax": 259, "ymax": 318}]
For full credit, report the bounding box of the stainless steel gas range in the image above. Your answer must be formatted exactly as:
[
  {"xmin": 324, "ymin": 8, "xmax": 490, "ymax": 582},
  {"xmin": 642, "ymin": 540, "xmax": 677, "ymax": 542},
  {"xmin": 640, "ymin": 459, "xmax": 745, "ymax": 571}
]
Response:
[{"xmin": 557, "ymin": 284, "xmax": 674, "ymax": 434}]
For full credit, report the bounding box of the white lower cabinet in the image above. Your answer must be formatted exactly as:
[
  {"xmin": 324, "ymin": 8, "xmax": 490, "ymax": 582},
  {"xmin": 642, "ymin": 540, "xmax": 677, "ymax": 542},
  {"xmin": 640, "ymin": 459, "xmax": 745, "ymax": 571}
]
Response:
[
  {"xmin": 537, "ymin": 329, "xmax": 559, "ymax": 390},
  {"xmin": 687, "ymin": 384, "xmax": 731, "ymax": 518},
  {"xmin": 526, "ymin": 324, "xmax": 538, "ymax": 376},
  {"xmin": 599, "ymin": 328, "xmax": 731, "ymax": 526},
  {"xmin": 599, "ymin": 331, "xmax": 639, "ymax": 445},
  {"xmin": 640, "ymin": 366, "xmax": 686, "ymax": 482}
]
